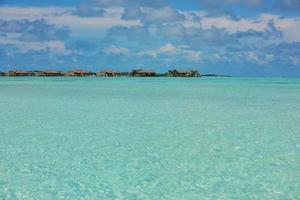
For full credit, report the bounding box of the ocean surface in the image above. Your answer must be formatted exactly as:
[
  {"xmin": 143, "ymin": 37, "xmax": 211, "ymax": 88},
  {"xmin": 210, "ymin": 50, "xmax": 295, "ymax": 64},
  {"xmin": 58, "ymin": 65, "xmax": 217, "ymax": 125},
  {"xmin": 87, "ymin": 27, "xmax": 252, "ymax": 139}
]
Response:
[{"xmin": 0, "ymin": 77, "xmax": 299, "ymax": 200}]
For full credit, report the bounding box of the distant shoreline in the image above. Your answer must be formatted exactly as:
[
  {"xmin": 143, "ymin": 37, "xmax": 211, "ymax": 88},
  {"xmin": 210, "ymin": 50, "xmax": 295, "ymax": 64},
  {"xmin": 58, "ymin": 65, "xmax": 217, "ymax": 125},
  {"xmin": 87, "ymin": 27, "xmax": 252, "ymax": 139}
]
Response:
[
  {"xmin": 0, "ymin": 69, "xmax": 231, "ymax": 78},
  {"xmin": 0, "ymin": 75, "xmax": 231, "ymax": 77}
]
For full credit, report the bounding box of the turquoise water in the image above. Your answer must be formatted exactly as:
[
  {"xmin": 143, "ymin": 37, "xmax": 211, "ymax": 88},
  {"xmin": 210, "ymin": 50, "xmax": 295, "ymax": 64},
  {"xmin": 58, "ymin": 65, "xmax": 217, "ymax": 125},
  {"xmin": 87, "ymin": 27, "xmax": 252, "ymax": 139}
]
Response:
[{"xmin": 0, "ymin": 77, "xmax": 299, "ymax": 199}]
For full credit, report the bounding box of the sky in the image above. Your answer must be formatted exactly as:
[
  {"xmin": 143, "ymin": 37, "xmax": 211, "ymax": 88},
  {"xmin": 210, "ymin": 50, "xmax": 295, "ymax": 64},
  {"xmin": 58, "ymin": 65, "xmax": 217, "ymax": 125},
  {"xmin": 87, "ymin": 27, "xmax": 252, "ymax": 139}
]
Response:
[{"xmin": 0, "ymin": 0, "xmax": 300, "ymax": 76}]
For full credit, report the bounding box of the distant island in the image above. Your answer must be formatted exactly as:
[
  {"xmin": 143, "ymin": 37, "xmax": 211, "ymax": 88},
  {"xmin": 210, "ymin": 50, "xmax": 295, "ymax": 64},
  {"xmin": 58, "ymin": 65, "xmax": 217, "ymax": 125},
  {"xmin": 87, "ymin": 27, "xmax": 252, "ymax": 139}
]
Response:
[{"xmin": 0, "ymin": 69, "xmax": 231, "ymax": 78}]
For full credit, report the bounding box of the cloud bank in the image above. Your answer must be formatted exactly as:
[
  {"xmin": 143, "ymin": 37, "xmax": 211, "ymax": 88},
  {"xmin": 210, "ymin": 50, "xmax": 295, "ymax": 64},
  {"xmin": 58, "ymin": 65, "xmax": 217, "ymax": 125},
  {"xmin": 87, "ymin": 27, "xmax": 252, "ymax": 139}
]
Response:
[{"xmin": 0, "ymin": 0, "xmax": 299, "ymax": 76}]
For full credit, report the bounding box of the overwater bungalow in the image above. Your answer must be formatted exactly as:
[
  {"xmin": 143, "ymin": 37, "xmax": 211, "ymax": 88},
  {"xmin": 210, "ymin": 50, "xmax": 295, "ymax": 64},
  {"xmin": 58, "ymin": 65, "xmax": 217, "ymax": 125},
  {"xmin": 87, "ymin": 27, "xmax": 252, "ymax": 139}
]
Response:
[
  {"xmin": 96, "ymin": 69, "xmax": 121, "ymax": 77},
  {"xmin": 65, "ymin": 69, "xmax": 95, "ymax": 77},
  {"xmin": 6, "ymin": 70, "xmax": 34, "ymax": 76},
  {"xmin": 131, "ymin": 69, "xmax": 156, "ymax": 77},
  {"xmin": 34, "ymin": 70, "xmax": 65, "ymax": 77},
  {"xmin": 167, "ymin": 69, "xmax": 200, "ymax": 77}
]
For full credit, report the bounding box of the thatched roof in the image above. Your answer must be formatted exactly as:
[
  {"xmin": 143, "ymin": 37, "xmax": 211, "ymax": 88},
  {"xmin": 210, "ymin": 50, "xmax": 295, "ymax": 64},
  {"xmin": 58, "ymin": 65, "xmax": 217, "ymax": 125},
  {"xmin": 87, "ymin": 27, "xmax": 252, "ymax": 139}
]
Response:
[
  {"xmin": 71, "ymin": 69, "xmax": 89, "ymax": 73},
  {"xmin": 100, "ymin": 69, "xmax": 120, "ymax": 73},
  {"xmin": 9, "ymin": 70, "xmax": 33, "ymax": 74},
  {"xmin": 133, "ymin": 69, "xmax": 155, "ymax": 73}
]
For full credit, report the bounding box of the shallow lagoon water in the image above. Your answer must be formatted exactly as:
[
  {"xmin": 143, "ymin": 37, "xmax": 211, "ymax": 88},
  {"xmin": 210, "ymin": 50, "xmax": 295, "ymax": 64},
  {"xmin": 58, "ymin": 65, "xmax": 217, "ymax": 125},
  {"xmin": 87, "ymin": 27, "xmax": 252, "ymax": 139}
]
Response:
[{"xmin": 0, "ymin": 77, "xmax": 299, "ymax": 199}]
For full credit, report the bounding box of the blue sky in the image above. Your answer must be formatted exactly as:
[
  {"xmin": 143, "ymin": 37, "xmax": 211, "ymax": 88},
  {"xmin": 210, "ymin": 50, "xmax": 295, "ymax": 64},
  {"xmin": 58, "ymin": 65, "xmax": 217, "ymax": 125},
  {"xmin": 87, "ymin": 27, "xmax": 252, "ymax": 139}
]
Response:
[{"xmin": 0, "ymin": 0, "xmax": 300, "ymax": 76}]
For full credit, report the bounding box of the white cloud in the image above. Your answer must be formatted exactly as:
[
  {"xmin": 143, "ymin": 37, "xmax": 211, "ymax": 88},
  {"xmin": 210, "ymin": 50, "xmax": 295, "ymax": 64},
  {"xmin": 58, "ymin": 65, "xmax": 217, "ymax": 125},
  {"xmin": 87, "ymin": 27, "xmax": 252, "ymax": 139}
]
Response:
[
  {"xmin": 0, "ymin": 6, "xmax": 141, "ymax": 37},
  {"xmin": 200, "ymin": 16, "xmax": 266, "ymax": 33},
  {"xmin": 1, "ymin": 6, "xmax": 299, "ymax": 42},
  {"xmin": 273, "ymin": 17, "xmax": 300, "ymax": 42},
  {"xmin": 141, "ymin": 6, "xmax": 184, "ymax": 23},
  {"xmin": 185, "ymin": 50, "xmax": 201, "ymax": 61},
  {"xmin": 100, "ymin": 43, "xmax": 201, "ymax": 62},
  {"xmin": 136, "ymin": 43, "xmax": 201, "ymax": 61},
  {"xmin": 0, "ymin": 38, "xmax": 71, "ymax": 54},
  {"xmin": 183, "ymin": 13, "xmax": 300, "ymax": 42},
  {"xmin": 102, "ymin": 45, "xmax": 130, "ymax": 54},
  {"xmin": 159, "ymin": 43, "xmax": 177, "ymax": 52},
  {"xmin": 48, "ymin": 14, "xmax": 140, "ymax": 37},
  {"xmin": 290, "ymin": 56, "xmax": 300, "ymax": 65},
  {"xmin": 245, "ymin": 51, "xmax": 275, "ymax": 65},
  {"xmin": 159, "ymin": 44, "xmax": 201, "ymax": 61},
  {"xmin": 136, "ymin": 50, "xmax": 158, "ymax": 58},
  {"xmin": 0, "ymin": 6, "xmax": 70, "ymax": 19}
]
